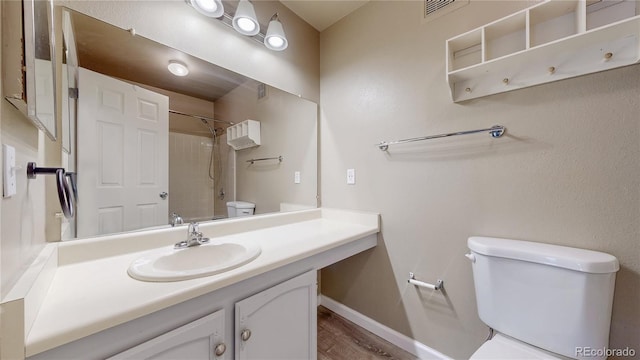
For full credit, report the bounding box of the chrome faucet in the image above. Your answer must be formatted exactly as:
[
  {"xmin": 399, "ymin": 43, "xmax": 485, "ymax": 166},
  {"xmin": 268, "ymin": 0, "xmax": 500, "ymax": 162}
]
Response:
[
  {"xmin": 170, "ymin": 212, "xmax": 184, "ymax": 227},
  {"xmin": 174, "ymin": 223, "xmax": 210, "ymax": 249}
]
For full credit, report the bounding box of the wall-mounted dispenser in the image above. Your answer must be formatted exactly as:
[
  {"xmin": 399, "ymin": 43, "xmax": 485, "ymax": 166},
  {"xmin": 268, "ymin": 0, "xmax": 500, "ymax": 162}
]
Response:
[{"xmin": 227, "ymin": 119, "xmax": 260, "ymax": 150}]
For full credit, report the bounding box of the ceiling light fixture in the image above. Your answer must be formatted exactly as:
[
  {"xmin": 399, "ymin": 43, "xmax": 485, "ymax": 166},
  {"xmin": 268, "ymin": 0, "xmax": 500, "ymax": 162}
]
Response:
[
  {"xmin": 168, "ymin": 60, "xmax": 189, "ymax": 77},
  {"xmin": 264, "ymin": 13, "xmax": 288, "ymax": 51},
  {"xmin": 232, "ymin": 0, "xmax": 260, "ymax": 36},
  {"xmin": 186, "ymin": 0, "xmax": 224, "ymax": 18}
]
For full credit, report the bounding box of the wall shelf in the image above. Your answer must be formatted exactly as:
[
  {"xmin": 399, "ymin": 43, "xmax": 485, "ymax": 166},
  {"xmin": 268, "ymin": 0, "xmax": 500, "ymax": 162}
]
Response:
[
  {"xmin": 446, "ymin": 0, "xmax": 639, "ymax": 102},
  {"xmin": 227, "ymin": 119, "xmax": 261, "ymax": 150}
]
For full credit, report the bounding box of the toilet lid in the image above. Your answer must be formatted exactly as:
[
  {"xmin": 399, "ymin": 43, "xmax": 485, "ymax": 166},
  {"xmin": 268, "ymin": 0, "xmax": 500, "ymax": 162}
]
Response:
[
  {"xmin": 226, "ymin": 201, "xmax": 255, "ymax": 209},
  {"xmin": 470, "ymin": 334, "xmax": 563, "ymax": 360}
]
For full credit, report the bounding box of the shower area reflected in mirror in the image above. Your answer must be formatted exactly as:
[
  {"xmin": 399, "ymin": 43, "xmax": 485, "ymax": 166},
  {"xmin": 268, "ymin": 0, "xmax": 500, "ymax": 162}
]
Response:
[{"xmin": 168, "ymin": 109, "xmax": 231, "ymax": 223}]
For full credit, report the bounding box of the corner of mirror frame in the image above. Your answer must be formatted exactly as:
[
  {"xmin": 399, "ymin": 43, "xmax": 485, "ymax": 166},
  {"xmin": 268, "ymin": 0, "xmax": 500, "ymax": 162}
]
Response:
[{"xmin": 10, "ymin": 0, "xmax": 59, "ymax": 141}]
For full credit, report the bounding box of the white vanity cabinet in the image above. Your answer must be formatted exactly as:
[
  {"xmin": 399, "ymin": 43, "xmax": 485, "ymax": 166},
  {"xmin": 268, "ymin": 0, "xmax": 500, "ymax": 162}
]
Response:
[
  {"xmin": 107, "ymin": 310, "xmax": 227, "ymax": 360},
  {"xmin": 235, "ymin": 270, "xmax": 317, "ymax": 360},
  {"xmin": 18, "ymin": 211, "xmax": 378, "ymax": 360},
  {"xmin": 100, "ymin": 270, "xmax": 316, "ymax": 360}
]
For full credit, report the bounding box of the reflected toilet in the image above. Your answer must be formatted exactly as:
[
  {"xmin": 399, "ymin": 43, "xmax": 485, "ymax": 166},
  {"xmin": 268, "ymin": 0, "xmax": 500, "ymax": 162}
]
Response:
[{"xmin": 227, "ymin": 201, "xmax": 256, "ymax": 217}]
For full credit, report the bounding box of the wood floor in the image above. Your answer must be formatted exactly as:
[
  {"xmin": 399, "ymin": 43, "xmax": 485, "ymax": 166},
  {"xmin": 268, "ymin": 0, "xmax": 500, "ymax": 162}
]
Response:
[{"xmin": 318, "ymin": 306, "xmax": 418, "ymax": 360}]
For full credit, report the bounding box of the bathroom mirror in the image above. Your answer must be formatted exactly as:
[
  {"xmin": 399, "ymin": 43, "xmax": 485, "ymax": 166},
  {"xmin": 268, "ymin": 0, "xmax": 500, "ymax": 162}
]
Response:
[
  {"xmin": 61, "ymin": 8, "xmax": 317, "ymax": 239},
  {"xmin": 5, "ymin": 0, "xmax": 58, "ymax": 141}
]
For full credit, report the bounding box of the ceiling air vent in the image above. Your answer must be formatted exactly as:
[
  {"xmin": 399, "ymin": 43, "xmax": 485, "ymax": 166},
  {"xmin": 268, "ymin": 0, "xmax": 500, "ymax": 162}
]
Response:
[{"xmin": 424, "ymin": 0, "xmax": 469, "ymax": 22}]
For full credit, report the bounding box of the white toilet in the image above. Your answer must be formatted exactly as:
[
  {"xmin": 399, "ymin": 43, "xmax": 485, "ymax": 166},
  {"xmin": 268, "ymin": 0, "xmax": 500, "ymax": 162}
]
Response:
[
  {"xmin": 467, "ymin": 236, "xmax": 619, "ymax": 360},
  {"xmin": 226, "ymin": 201, "xmax": 256, "ymax": 217}
]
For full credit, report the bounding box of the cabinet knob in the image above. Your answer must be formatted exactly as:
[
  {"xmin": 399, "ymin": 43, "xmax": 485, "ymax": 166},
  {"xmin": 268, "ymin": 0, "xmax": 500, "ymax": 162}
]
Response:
[
  {"xmin": 214, "ymin": 343, "xmax": 226, "ymax": 356},
  {"xmin": 241, "ymin": 329, "xmax": 252, "ymax": 341}
]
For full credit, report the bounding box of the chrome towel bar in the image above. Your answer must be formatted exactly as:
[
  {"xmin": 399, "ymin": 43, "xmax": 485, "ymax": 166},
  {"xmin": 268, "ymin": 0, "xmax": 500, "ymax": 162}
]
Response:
[
  {"xmin": 246, "ymin": 156, "xmax": 283, "ymax": 164},
  {"xmin": 377, "ymin": 125, "xmax": 505, "ymax": 151},
  {"xmin": 408, "ymin": 272, "xmax": 443, "ymax": 291}
]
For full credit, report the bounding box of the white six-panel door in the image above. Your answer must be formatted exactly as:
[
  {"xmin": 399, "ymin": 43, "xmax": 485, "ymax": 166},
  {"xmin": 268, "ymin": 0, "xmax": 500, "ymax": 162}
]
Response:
[{"xmin": 77, "ymin": 67, "xmax": 169, "ymax": 237}]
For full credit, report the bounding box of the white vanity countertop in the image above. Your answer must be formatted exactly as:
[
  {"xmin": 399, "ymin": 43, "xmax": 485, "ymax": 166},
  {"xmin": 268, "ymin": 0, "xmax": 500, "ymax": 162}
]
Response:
[{"xmin": 22, "ymin": 208, "xmax": 379, "ymax": 357}]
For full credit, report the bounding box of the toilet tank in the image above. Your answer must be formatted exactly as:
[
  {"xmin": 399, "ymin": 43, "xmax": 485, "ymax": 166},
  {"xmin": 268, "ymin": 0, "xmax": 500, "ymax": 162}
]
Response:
[
  {"xmin": 468, "ymin": 237, "xmax": 619, "ymax": 360},
  {"xmin": 226, "ymin": 201, "xmax": 255, "ymax": 217}
]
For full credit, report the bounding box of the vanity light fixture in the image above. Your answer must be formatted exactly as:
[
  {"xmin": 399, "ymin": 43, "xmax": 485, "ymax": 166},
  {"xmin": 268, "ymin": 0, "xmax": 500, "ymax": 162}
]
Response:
[
  {"xmin": 186, "ymin": 0, "xmax": 224, "ymax": 18},
  {"xmin": 186, "ymin": 0, "xmax": 289, "ymax": 51},
  {"xmin": 168, "ymin": 60, "xmax": 189, "ymax": 76},
  {"xmin": 264, "ymin": 13, "xmax": 288, "ymax": 51},
  {"xmin": 232, "ymin": 0, "xmax": 260, "ymax": 36}
]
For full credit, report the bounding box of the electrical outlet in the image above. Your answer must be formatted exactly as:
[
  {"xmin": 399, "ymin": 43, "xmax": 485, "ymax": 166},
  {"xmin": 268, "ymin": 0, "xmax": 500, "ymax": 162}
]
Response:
[
  {"xmin": 294, "ymin": 171, "xmax": 301, "ymax": 184},
  {"xmin": 3, "ymin": 144, "xmax": 16, "ymax": 197},
  {"xmin": 347, "ymin": 168, "xmax": 355, "ymax": 185}
]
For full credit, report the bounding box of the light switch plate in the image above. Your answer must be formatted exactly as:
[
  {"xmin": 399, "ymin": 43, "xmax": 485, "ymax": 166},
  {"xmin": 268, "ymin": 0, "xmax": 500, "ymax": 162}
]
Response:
[
  {"xmin": 347, "ymin": 168, "xmax": 355, "ymax": 185},
  {"xmin": 294, "ymin": 171, "xmax": 301, "ymax": 184},
  {"xmin": 3, "ymin": 144, "xmax": 16, "ymax": 197}
]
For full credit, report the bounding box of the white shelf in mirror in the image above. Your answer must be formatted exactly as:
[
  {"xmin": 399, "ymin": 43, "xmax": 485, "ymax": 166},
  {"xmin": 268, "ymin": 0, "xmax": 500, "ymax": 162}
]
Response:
[
  {"xmin": 227, "ymin": 119, "xmax": 261, "ymax": 150},
  {"xmin": 446, "ymin": 0, "xmax": 639, "ymax": 102}
]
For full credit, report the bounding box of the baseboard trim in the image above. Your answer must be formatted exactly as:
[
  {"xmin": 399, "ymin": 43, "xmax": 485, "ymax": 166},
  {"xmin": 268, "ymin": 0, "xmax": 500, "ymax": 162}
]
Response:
[{"xmin": 319, "ymin": 295, "xmax": 452, "ymax": 360}]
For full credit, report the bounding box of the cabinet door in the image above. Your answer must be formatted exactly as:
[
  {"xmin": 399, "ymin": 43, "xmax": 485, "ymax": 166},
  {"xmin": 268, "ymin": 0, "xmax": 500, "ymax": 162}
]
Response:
[
  {"xmin": 235, "ymin": 270, "xmax": 317, "ymax": 360},
  {"xmin": 107, "ymin": 309, "xmax": 227, "ymax": 360}
]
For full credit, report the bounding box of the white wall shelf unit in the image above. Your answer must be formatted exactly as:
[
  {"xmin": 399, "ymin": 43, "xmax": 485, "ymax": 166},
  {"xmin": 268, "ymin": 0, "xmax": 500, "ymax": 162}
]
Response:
[
  {"xmin": 227, "ymin": 119, "xmax": 261, "ymax": 150},
  {"xmin": 446, "ymin": 0, "xmax": 639, "ymax": 102}
]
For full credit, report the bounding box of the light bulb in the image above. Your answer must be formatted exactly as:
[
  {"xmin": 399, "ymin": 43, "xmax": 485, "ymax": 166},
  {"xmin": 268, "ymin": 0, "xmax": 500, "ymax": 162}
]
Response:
[
  {"xmin": 232, "ymin": 0, "xmax": 260, "ymax": 36},
  {"xmin": 236, "ymin": 17, "xmax": 257, "ymax": 33},
  {"xmin": 195, "ymin": 0, "xmax": 217, "ymax": 12},
  {"xmin": 267, "ymin": 36, "xmax": 284, "ymax": 49},
  {"xmin": 187, "ymin": 0, "xmax": 223, "ymax": 18},
  {"xmin": 264, "ymin": 15, "xmax": 288, "ymax": 51},
  {"xmin": 168, "ymin": 61, "xmax": 189, "ymax": 77}
]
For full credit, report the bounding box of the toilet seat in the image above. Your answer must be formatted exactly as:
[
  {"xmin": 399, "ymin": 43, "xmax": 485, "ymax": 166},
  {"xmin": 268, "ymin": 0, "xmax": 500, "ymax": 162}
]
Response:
[{"xmin": 470, "ymin": 333, "xmax": 564, "ymax": 359}]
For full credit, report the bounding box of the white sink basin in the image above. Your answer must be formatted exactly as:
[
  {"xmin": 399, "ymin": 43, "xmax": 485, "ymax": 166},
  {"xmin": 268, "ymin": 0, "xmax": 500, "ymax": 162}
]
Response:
[{"xmin": 128, "ymin": 240, "xmax": 261, "ymax": 282}]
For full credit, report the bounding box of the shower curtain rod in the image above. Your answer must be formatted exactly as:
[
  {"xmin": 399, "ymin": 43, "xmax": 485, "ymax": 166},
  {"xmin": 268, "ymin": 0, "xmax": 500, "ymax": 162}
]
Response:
[{"xmin": 169, "ymin": 109, "xmax": 234, "ymax": 125}]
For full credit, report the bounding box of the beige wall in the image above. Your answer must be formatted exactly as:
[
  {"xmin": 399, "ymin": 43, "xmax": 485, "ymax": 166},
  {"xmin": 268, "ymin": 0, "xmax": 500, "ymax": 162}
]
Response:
[
  {"xmin": 0, "ymin": 104, "xmax": 48, "ymax": 300},
  {"xmin": 319, "ymin": 1, "xmax": 639, "ymax": 358},
  {"xmin": 215, "ymin": 82, "xmax": 317, "ymax": 215},
  {"xmin": 0, "ymin": 1, "xmax": 49, "ymax": 299}
]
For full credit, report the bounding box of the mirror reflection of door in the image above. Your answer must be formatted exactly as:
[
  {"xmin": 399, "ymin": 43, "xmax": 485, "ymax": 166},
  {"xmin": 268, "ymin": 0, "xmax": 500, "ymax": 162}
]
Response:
[
  {"xmin": 77, "ymin": 68, "xmax": 169, "ymax": 237},
  {"xmin": 60, "ymin": 8, "xmax": 79, "ymax": 239}
]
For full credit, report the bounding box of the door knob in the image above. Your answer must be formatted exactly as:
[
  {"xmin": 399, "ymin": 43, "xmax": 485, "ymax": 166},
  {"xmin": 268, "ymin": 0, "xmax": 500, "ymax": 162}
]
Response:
[
  {"xmin": 159, "ymin": 191, "xmax": 168, "ymax": 199},
  {"xmin": 214, "ymin": 343, "xmax": 226, "ymax": 356},
  {"xmin": 240, "ymin": 329, "xmax": 251, "ymax": 341}
]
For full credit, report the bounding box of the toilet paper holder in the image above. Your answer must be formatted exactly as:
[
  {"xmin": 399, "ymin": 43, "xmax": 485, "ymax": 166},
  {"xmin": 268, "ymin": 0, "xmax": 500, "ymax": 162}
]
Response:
[{"xmin": 408, "ymin": 272, "xmax": 443, "ymax": 291}]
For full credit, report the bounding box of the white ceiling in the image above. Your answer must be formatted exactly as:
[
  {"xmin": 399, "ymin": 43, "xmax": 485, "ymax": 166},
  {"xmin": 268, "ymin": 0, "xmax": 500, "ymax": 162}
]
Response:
[{"xmin": 280, "ymin": 0, "xmax": 370, "ymax": 32}]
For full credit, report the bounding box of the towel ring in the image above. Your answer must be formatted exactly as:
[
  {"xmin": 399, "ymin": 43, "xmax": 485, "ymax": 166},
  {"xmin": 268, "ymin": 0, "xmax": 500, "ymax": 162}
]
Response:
[{"xmin": 27, "ymin": 162, "xmax": 75, "ymax": 219}]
